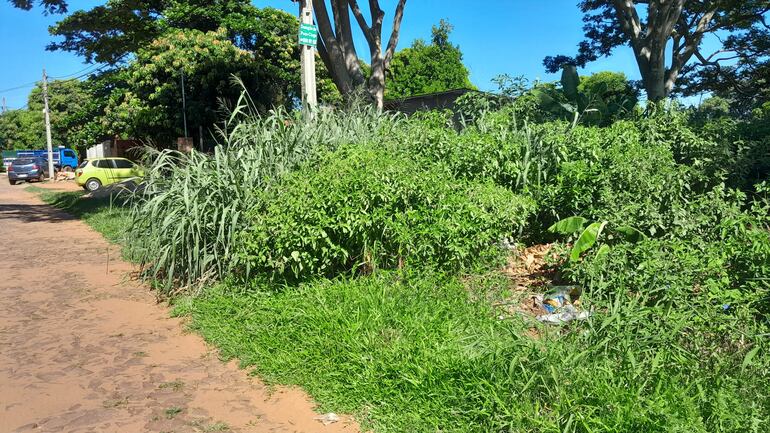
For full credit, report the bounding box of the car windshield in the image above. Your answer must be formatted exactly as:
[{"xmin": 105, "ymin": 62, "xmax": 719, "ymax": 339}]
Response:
[
  {"xmin": 77, "ymin": 160, "xmax": 89, "ymax": 169},
  {"xmin": 14, "ymin": 158, "xmax": 35, "ymax": 165}
]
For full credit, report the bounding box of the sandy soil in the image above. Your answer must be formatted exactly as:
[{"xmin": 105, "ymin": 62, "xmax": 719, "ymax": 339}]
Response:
[{"xmin": 0, "ymin": 178, "xmax": 360, "ymax": 433}]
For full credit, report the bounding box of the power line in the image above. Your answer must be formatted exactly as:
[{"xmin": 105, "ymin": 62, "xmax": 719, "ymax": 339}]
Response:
[
  {"xmin": 0, "ymin": 54, "xmax": 127, "ymax": 95},
  {"xmin": 0, "ymin": 81, "xmax": 39, "ymax": 95},
  {"xmin": 49, "ymin": 62, "xmax": 103, "ymax": 79}
]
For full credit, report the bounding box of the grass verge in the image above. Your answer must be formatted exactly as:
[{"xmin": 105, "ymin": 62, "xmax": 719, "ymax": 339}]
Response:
[{"xmin": 176, "ymin": 271, "xmax": 768, "ymax": 433}]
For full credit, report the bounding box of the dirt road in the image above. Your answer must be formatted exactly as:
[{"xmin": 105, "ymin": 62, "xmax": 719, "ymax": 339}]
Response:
[{"xmin": 0, "ymin": 179, "xmax": 359, "ymax": 433}]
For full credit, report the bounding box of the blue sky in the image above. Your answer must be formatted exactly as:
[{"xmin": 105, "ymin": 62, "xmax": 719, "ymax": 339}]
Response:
[{"xmin": 0, "ymin": 1, "xmax": 713, "ymax": 109}]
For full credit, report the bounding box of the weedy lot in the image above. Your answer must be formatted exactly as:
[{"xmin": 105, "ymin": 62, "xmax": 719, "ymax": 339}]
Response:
[{"xmin": 31, "ymin": 102, "xmax": 770, "ymax": 433}]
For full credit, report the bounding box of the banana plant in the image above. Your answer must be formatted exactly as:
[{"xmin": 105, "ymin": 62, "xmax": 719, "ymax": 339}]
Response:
[
  {"xmin": 548, "ymin": 216, "xmax": 646, "ymax": 262},
  {"xmin": 532, "ymin": 65, "xmax": 604, "ymax": 128}
]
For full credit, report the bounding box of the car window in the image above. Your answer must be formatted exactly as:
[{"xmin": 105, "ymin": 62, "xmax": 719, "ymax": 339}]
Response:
[
  {"xmin": 64, "ymin": 150, "xmax": 76, "ymax": 158},
  {"xmin": 94, "ymin": 160, "xmax": 114, "ymax": 169},
  {"xmin": 14, "ymin": 158, "xmax": 35, "ymax": 165},
  {"xmin": 77, "ymin": 160, "xmax": 89, "ymax": 169},
  {"xmin": 112, "ymin": 159, "xmax": 134, "ymax": 169}
]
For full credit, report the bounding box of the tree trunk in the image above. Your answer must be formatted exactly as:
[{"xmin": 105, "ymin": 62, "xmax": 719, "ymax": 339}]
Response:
[
  {"xmin": 645, "ymin": 43, "xmax": 669, "ymax": 102},
  {"xmin": 610, "ymin": 0, "xmax": 724, "ymax": 102},
  {"xmin": 369, "ymin": 54, "xmax": 385, "ymax": 110},
  {"xmin": 312, "ymin": 0, "xmax": 406, "ymax": 108}
]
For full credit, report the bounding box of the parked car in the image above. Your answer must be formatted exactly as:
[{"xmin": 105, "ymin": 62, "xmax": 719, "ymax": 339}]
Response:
[
  {"xmin": 75, "ymin": 157, "xmax": 144, "ymax": 191},
  {"xmin": 7, "ymin": 157, "xmax": 52, "ymax": 185}
]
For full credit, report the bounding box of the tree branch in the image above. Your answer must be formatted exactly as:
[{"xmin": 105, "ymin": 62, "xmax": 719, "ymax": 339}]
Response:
[
  {"xmin": 348, "ymin": 0, "xmax": 374, "ymax": 46},
  {"xmin": 383, "ymin": 0, "xmax": 406, "ymax": 66}
]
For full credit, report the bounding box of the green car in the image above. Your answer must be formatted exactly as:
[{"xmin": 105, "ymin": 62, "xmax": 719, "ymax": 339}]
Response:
[{"xmin": 75, "ymin": 157, "xmax": 144, "ymax": 191}]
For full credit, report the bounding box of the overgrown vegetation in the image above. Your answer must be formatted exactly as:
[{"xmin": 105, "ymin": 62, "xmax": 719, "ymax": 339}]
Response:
[
  {"xmin": 111, "ymin": 97, "xmax": 770, "ymax": 432},
  {"xmin": 7, "ymin": 2, "xmax": 769, "ymax": 431},
  {"xmin": 26, "ymin": 95, "xmax": 770, "ymax": 432},
  {"xmin": 125, "ymin": 98, "xmax": 394, "ymax": 293}
]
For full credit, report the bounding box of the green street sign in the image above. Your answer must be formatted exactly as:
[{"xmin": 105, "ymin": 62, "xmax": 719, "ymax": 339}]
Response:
[{"xmin": 299, "ymin": 23, "xmax": 318, "ymax": 48}]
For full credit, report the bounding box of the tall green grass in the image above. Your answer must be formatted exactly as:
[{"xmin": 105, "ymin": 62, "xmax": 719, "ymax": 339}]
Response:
[
  {"xmin": 126, "ymin": 96, "xmax": 398, "ymax": 295},
  {"xmin": 180, "ymin": 271, "xmax": 769, "ymax": 433}
]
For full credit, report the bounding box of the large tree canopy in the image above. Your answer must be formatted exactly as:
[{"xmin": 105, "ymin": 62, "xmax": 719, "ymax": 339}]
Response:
[
  {"xmin": 46, "ymin": 0, "xmax": 265, "ymax": 64},
  {"xmin": 8, "ymin": 0, "xmax": 67, "ymax": 13},
  {"xmin": 103, "ymin": 28, "xmax": 260, "ymax": 144},
  {"xmin": 545, "ymin": 1, "xmax": 770, "ymax": 101},
  {"xmin": 8, "ymin": 1, "xmax": 339, "ymax": 146},
  {"xmin": 0, "ymin": 79, "xmax": 92, "ymax": 150},
  {"xmin": 386, "ymin": 19, "xmax": 474, "ymax": 100},
  {"xmin": 680, "ymin": 24, "xmax": 770, "ymax": 116}
]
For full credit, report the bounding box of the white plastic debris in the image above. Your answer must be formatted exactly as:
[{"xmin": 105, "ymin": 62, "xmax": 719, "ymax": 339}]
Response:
[
  {"xmin": 314, "ymin": 412, "xmax": 341, "ymax": 425},
  {"xmin": 536, "ymin": 304, "xmax": 592, "ymax": 325}
]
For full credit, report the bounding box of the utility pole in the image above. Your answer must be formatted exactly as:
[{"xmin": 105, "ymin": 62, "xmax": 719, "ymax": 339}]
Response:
[
  {"xmin": 42, "ymin": 69, "xmax": 55, "ymax": 181},
  {"xmin": 2, "ymin": 97, "xmax": 6, "ymax": 113},
  {"xmin": 180, "ymin": 69, "xmax": 189, "ymax": 138},
  {"xmin": 299, "ymin": 0, "xmax": 317, "ymax": 116}
]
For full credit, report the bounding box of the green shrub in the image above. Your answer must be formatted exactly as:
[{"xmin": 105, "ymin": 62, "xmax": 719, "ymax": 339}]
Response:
[
  {"xmin": 239, "ymin": 144, "xmax": 534, "ymax": 280},
  {"xmin": 127, "ymin": 103, "xmax": 395, "ymax": 294},
  {"xmin": 534, "ymin": 121, "xmax": 703, "ymax": 236},
  {"xmin": 395, "ymin": 109, "xmax": 569, "ymax": 194}
]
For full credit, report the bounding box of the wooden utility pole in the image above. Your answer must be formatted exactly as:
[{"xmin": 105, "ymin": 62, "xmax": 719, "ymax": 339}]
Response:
[
  {"xmin": 299, "ymin": 0, "xmax": 317, "ymax": 115},
  {"xmin": 42, "ymin": 69, "xmax": 55, "ymax": 181}
]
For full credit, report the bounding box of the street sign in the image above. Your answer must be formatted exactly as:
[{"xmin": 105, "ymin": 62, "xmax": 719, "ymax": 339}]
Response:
[{"xmin": 299, "ymin": 23, "xmax": 318, "ymax": 48}]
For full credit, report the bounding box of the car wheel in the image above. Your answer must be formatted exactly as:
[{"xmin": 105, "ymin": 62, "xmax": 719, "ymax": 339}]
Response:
[
  {"xmin": 39, "ymin": 173, "xmax": 46, "ymax": 182},
  {"xmin": 8, "ymin": 179, "xmax": 15, "ymax": 185},
  {"xmin": 85, "ymin": 178, "xmax": 102, "ymax": 192},
  {"xmin": 63, "ymin": 165, "xmax": 74, "ymax": 173}
]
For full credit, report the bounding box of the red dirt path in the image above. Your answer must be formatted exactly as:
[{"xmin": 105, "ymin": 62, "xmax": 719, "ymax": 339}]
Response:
[{"xmin": 0, "ymin": 178, "xmax": 360, "ymax": 433}]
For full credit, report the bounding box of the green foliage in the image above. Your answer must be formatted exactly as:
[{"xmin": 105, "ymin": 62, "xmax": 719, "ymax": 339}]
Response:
[
  {"xmin": 182, "ymin": 267, "xmax": 770, "ymax": 433},
  {"xmin": 48, "ymin": 0, "xmax": 165, "ymax": 64},
  {"xmin": 126, "ymin": 102, "xmax": 390, "ymax": 294},
  {"xmin": 547, "ymin": 216, "xmax": 589, "ymax": 235},
  {"xmin": 105, "ymin": 28, "xmax": 260, "ymax": 144},
  {"xmin": 40, "ymin": 96, "xmax": 770, "ymax": 433},
  {"xmin": 386, "ymin": 20, "xmax": 474, "ymax": 99},
  {"xmin": 577, "ymin": 71, "xmax": 639, "ymax": 124},
  {"xmin": 0, "ymin": 109, "xmax": 44, "ymax": 150},
  {"xmin": 394, "ymin": 110, "xmax": 569, "ymax": 196},
  {"xmin": 533, "ymin": 67, "xmax": 638, "ymax": 126},
  {"xmin": 46, "ymin": 2, "xmax": 338, "ymax": 144},
  {"xmin": 534, "ymin": 120, "xmax": 697, "ymax": 234},
  {"xmin": 549, "ymin": 216, "xmax": 646, "ymax": 262},
  {"xmin": 240, "ymin": 144, "xmax": 533, "ymax": 280}
]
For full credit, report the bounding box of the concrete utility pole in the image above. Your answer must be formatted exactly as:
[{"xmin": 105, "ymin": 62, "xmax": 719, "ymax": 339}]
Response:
[
  {"xmin": 299, "ymin": 0, "xmax": 317, "ymax": 114},
  {"xmin": 2, "ymin": 97, "xmax": 6, "ymax": 113},
  {"xmin": 42, "ymin": 69, "xmax": 55, "ymax": 181},
  {"xmin": 180, "ymin": 69, "xmax": 188, "ymax": 138}
]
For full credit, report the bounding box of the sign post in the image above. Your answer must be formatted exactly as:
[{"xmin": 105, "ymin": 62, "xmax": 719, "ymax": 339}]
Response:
[{"xmin": 298, "ymin": 0, "xmax": 317, "ymax": 115}]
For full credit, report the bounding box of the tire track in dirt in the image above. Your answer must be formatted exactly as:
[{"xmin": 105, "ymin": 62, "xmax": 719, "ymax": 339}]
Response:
[{"xmin": 0, "ymin": 180, "xmax": 360, "ymax": 433}]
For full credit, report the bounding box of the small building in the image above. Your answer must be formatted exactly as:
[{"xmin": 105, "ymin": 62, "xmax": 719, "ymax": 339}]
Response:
[
  {"xmin": 384, "ymin": 88, "xmax": 476, "ymax": 115},
  {"xmin": 86, "ymin": 139, "xmax": 141, "ymax": 160}
]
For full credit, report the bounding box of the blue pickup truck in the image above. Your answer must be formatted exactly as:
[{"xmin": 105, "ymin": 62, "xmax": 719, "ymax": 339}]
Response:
[{"xmin": 8, "ymin": 147, "xmax": 79, "ymax": 172}]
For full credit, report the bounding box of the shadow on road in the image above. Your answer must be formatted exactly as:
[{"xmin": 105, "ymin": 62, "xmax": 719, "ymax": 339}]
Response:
[{"xmin": 0, "ymin": 203, "xmax": 80, "ymax": 224}]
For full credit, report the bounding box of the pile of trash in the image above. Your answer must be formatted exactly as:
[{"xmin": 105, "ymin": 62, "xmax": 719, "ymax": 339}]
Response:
[
  {"xmin": 55, "ymin": 171, "xmax": 76, "ymax": 181},
  {"xmin": 534, "ymin": 285, "xmax": 591, "ymax": 325}
]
